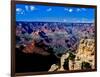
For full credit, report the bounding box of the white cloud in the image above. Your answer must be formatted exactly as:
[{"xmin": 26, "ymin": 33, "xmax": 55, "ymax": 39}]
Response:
[
  {"xmin": 20, "ymin": 11, "xmax": 24, "ymax": 15},
  {"xmin": 25, "ymin": 5, "xmax": 36, "ymax": 11},
  {"xmin": 82, "ymin": 8, "xmax": 86, "ymax": 11},
  {"xmin": 16, "ymin": 8, "xmax": 24, "ymax": 14},
  {"xmin": 16, "ymin": 8, "xmax": 24, "ymax": 15},
  {"xmin": 64, "ymin": 8, "xmax": 69, "ymax": 11},
  {"xmin": 30, "ymin": 6, "xmax": 35, "ymax": 11},
  {"xmin": 76, "ymin": 8, "xmax": 87, "ymax": 12},
  {"xmin": 47, "ymin": 8, "xmax": 52, "ymax": 12},
  {"xmin": 25, "ymin": 5, "xmax": 29, "ymax": 11},
  {"xmin": 77, "ymin": 8, "xmax": 81, "ymax": 12},
  {"xmin": 69, "ymin": 8, "xmax": 73, "ymax": 12},
  {"xmin": 16, "ymin": 8, "xmax": 22, "ymax": 12}
]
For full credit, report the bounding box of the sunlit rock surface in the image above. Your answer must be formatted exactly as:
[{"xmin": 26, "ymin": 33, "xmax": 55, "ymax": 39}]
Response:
[{"xmin": 49, "ymin": 39, "xmax": 95, "ymax": 71}]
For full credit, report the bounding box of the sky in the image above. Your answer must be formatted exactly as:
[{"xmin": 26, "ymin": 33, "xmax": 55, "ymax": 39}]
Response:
[{"xmin": 16, "ymin": 4, "xmax": 95, "ymax": 23}]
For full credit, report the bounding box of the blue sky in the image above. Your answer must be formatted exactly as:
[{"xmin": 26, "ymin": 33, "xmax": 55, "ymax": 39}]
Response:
[{"xmin": 16, "ymin": 4, "xmax": 95, "ymax": 23}]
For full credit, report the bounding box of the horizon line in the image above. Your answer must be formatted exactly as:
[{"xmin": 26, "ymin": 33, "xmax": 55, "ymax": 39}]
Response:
[{"xmin": 16, "ymin": 20, "xmax": 94, "ymax": 23}]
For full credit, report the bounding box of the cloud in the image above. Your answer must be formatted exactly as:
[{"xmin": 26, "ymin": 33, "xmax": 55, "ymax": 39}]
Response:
[
  {"xmin": 16, "ymin": 8, "xmax": 22, "ymax": 12},
  {"xmin": 82, "ymin": 8, "xmax": 86, "ymax": 11},
  {"xmin": 30, "ymin": 6, "xmax": 35, "ymax": 11},
  {"xmin": 16, "ymin": 8, "xmax": 24, "ymax": 15},
  {"xmin": 77, "ymin": 8, "xmax": 81, "ymax": 12},
  {"xmin": 64, "ymin": 8, "xmax": 69, "ymax": 11},
  {"xmin": 47, "ymin": 8, "xmax": 52, "ymax": 12},
  {"xmin": 25, "ymin": 5, "xmax": 36, "ymax": 11},
  {"xmin": 25, "ymin": 5, "xmax": 29, "ymax": 11},
  {"xmin": 69, "ymin": 8, "xmax": 73, "ymax": 12},
  {"xmin": 76, "ymin": 8, "xmax": 86, "ymax": 12},
  {"xmin": 20, "ymin": 11, "xmax": 24, "ymax": 15}
]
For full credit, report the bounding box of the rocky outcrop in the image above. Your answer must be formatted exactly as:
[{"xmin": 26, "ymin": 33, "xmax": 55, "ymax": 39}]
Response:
[{"xmin": 48, "ymin": 38, "xmax": 95, "ymax": 72}]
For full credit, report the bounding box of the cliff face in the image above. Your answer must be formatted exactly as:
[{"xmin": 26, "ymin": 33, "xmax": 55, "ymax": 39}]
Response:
[
  {"xmin": 48, "ymin": 38, "xmax": 95, "ymax": 72},
  {"xmin": 76, "ymin": 39, "xmax": 95, "ymax": 69}
]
